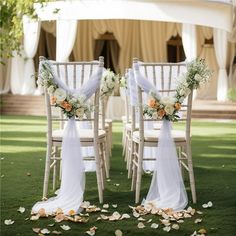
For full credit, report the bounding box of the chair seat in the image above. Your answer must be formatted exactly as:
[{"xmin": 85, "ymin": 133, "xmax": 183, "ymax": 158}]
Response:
[
  {"xmin": 125, "ymin": 123, "xmax": 139, "ymax": 131},
  {"xmin": 133, "ymin": 129, "xmax": 187, "ymax": 142},
  {"xmin": 52, "ymin": 129, "xmax": 106, "ymax": 142}
]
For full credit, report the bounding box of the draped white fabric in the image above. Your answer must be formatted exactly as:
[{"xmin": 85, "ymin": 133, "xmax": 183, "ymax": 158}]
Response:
[
  {"xmin": 182, "ymin": 24, "xmax": 197, "ymax": 100},
  {"xmin": 143, "ymin": 120, "xmax": 188, "ymax": 211},
  {"xmin": 133, "ymin": 62, "xmax": 188, "ymax": 211},
  {"xmin": 10, "ymin": 51, "xmax": 25, "ymax": 94},
  {"xmin": 213, "ymin": 28, "xmax": 228, "ymax": 101},
  {"xmin": 32, "ymin": 59, "xmax": 103, "ymax": 214},
  {"xmin": 56, "ymin": 20, "xmax": 78, "ymax": 62},
  {"xmin": 22, "ymin": 16, "xmax": 41, "ymax": 95}
]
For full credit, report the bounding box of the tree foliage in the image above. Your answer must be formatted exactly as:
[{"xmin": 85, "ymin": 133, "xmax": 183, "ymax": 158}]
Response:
[{"xmin": 0, "ymin": 0, "xmax": 47, "ymax": 59}]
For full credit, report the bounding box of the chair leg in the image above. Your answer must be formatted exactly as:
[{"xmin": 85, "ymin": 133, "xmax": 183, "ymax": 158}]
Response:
[
  {"xmin": 135, "ymin": 142, "xmax": 143, "ymax": 204},
  {"xmin": 128, "ymin": 140, "xmax": 134, "ymax": 179},
  {"xmin": 186, "ymin": 143, "xmax": 197, "ymax": 203},
  {"xmin": 100, "ymin": 143, "xmax": 106, "ymax": 190},
  {"xmin": 122, "ymin": 125, "xmax": 126, "ymax": 157},
  {"xmin": 52, "ymin": 146, "xmax": 57, "ymax": 191},
  {"xmin": 42, "ymin": 142, "xmax": 52, "ymax": 199},
  {"xmin": 131, "ymin": 142, "xmax": 138, "ymax": 191},
  {"xmin": 95, "ymin": 144, "xmax": 103, "ymax": 204},
  {"xmin": 103, "ymin": 139, "xmax": 110, "ymax": 179}
]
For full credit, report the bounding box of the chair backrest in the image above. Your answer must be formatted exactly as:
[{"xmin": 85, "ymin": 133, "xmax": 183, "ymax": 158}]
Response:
[
  {"xmin": 41, "ymin": 57, "xmax": 104, "ymax": 140},
  {"xmin": 133, "ymin": 58, "xmax": 193, "ymax": 141}
]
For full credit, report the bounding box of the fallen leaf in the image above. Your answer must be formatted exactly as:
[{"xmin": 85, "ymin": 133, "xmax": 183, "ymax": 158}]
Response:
[
  {"xmin": 17, "ymin": 206, "xmax": 25, "ymax": 213},
  {"xmin": 115, "ymin": 229, "xmax": 123, "ymax": 236},
  {"xmin": 32, "ymin": 228, "xmax": 40, "ymax": 233},
  {"xmin": 60, "ymin": 225, "xmax": 71, "ymax": 231},
  {"xmin": 150, "ymin": 223, "xmax": 159, "ymax": 229},
  {"xmin": 163, "ymin": 226, "xmax": 171, "ymax": 232},
  {"xmin": 41, "ymin": 228, "xmax": 50, "ymax": 234},
  {"xmin": 172, "ymin": 224, "xmax": 179, "ymax": 230},
  {"xmin": 137, "ymin": 222, "xmax": 145, "ymax": 228},
  {"xmin": 194, "ymin": 218, "xmax": 202, "ymax": 224}
]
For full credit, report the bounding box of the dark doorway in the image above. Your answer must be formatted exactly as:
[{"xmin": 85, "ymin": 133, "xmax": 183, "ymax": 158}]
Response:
[
  {"xmin": 94, "ymin": 32, "xmax": 120, "ymax": 73},
  {"xmin": 167, "ymin": 34, "xmax": 186, "ymax": 63}
]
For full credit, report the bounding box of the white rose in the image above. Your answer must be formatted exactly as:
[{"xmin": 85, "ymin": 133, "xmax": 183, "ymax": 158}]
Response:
[
  {"xmin": 152, "ymin": 111, "xmax": 158, "ymax": 119},
  {"xmin": 179, "ymin": 87, "xmax": 191, "ymax": 97},
  {"xmin": 47, "ymin": 85, "xmax": 55, "ymax": 95},
  {"xmin": 107, "ymin": 80, "xmax": 115, "ymax": 89},
  {"xmin": 76, "ymin": 107, "xmax": 85, "ymax": 120},
  {"xmin": 164, "ymin": 104, "xmax": 175, "ymax": 115},
  {"xmin": 54, "ymin": 88, "xmax": 67, "ymax": 102},
  {"xmin": 160, "ymin": 96, "xmax": 175, "ymax": 105},
  {"xmin": 179, "ymin": 96, "xmax": 185, "ymax": 103}
]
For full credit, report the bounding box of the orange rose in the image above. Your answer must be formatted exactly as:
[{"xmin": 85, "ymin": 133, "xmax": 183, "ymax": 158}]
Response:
[
  {"xmin": 64, "ymin": 103, "xmax": 72, "ymax": 112},
  {"xmin": 174, "ymin": 102, "xmax": 181, "ymax": 110},
  {"xmin": 68, "ymin": 209, "xmax": 76, "ymax": 216},
  {"xmin": 158, "ymin": 109, "xmax": 166, "ymax": 118},
  {"xmin": 50, "ymin": 96, "xmax": 57, "ymax": 105},
  {"xmin": 60, "ymin": 101, "xmax": 67, "ymax": 108},
  {"xmin": 148, "ymin": 99, "xmax": 157, "ymax": 108}
]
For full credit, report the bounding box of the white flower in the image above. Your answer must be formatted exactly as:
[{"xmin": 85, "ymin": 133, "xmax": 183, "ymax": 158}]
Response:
[
  {"xmin": 179, "ymin": 96, "xmax": 185, "ymax": 103},
  {"xmin": 102, "ymin": 84, "xmax": 109, "ymax": 93},
  {"xmin": 160, "ymin": 96, "xmax": 175, "ymax": 106},
  {"xmin": 47, "ymin": 85, "xmax": 55, "ymax": 95},
  {"xmin": 152, "ymin": 112, "xmax": 158, "ymax": 119},
  {"xmin": 76, "ymin": 107, "xmax": 85, "ymax": 120},
  {"xmin": 164, "ymin": 104, "xmax": 175, "ymax": 115},
  {"xmin": 107, "ymin": 80, "xmax": 115, "ymax": 89},
  {"xmin": 54, "ymin": 88, "xmax": 67, "ymax": 102},
  {"xmin": 194, "ymin": 73, "xmax": 202, "ymax": 82},
  {"xmin": 179, "ymin": 87, "xmax": 191, "ymax": 97}
]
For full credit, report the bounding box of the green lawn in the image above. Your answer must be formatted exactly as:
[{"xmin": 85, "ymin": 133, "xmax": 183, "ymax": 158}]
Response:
[{"xmin": 1, "ymin": 115, "xmax": 236, "ymax": 236}]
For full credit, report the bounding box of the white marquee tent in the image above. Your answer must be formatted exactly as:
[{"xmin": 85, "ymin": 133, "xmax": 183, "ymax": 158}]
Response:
[{"xmin": 1, "ymin": 0, "xmax": 235, "ymax": 102}]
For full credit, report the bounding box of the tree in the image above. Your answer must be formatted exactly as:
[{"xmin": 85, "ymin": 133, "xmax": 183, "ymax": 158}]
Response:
[{"xmin": 0, "ymin": 0, "xmax": 47, "ymax": 59}]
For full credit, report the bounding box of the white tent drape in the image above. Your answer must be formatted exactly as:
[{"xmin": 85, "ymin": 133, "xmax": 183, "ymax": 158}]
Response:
[
  {"xmin": 182, "ymin": 23, "xmax": 197, "ymax": 99},
  {"xmin": 213, "ymin": 28, "xmax": 228, "ymax": 101},
  {"xmin": 56, "ymin": 20, "xmax": 78, "ymax": 62},
  {"xmin": 22, "ymin": 16, "xmax": 41, "ymax": 95},
  {"xmin": 10, "ymin": 51, "xmax": 25, "ymax": 94}
]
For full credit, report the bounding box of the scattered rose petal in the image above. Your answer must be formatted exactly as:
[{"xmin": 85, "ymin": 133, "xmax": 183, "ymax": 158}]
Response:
[
  {"xmin": 115, "ymin": 229, "xmax": 123, "ymax": 236},
  {"xmin": 38, "ymin": 234, "xmax": 44, "ymax": 236},
  {"xmin": 177, "ymin": 220, "xmax": 184, "ymax": 223},
  {"xmin": 30, "ymin": 215, "xmax": 39, "ymax": 221},
  {"xmin": 138, "ymin": 217, "xmax": 146, "ymax": 222},
  {"xmin": 38, "ymin": 208, "xmax": 47, "ymax": 217},
  {"xmin": 1, "ymin": 157, "xmax": 5, "ymax": 160},
  {"xmin": 163, "ymin": 226, "xmax": 171, "ymax": 232},
  {"xmin": 81, "ymin": 201, "xmax": 90, "ymax": 209},
  {"xmin": 48, "ymin": 223, "xmax": 55, "ymax": 227},
  {"xmin": 137, "ymin": 222, "xmax": 145, "ymax": 228},
  {"xmin": 55, "ymin": 213, "xmax": 65, "ymax": 222},
  {"xmin": 100, "ymin": 214, "xmax": 108, "ymax": 220},
  {"xmin": 160, "ymin": 219, "xmax": 170, "ymax": 226},
  {"xmin": 114, "ymin": 183, "xmax": 120, "ymax": 187},
  {"xmin": 128, "ymin": 205, "xmax": 135, "ymax": 210},
  {"xmin": 101, "ymin": 209, "xmax": 108, "ymax": 213},
  {"xmin": 112, "ymin": 211, "xmax": 121, "ymax": 220},
  {"xmin": 17, "ymin": 207, "xmax": 25, "ymax": 213},
  {"xmin": 207, "ymin": 201, "xmax": 213, "ymax": 207},
  {"xmin": 68, "ymin": 209, "xmax": 76, "ymax": 216},
  {"xmin": 52, "ymin": 231, "xmax": 62, "ymax": 235},
  {"xmin": 150, "ymin": 223, "xmax": 159, "ymax": 229},
  {"xmin": 86, "ymin": 226, "xmax": 97, "ymax": 236},
  {"xmin": 120, "ymin": 213, "xmax": 130, "ymax": 220},
  {"xmin": 112, "ymin": 204, "xmax": 117, "ymax": 208},
  {"xmin": 60, "ymin": 225, "xmax": 71, "ymax": 231},
  {"xmin": 41, "ymin": 228, "xmax": 50, "ymax": 234},
  {"xmin": 197, "ymin": 210, "xmax": 203, "ymax": 215},
  {"xmin": 106, "ymin": 179, "xmax": 111, "ymax": 182},
  {"xmin": 79, "ymin": 213, "xmax": 89, "ymax": 217},
  {"xmin": 25, "ymin": 217, "xmax": 29, "ymax": 221},
  {"xmin": 32, "ymin": 228, "xmax": 41, "ymax": 233},
  {"xmin": 133, "ymin": 211, "xmax": 140, "ymax": 218},
  {"xmin": 4, "ymin": 219, "xmax": 14, "ymax": 225},
  {"xmin": 1, "ymin": 175, "xmax": 4, "ymax": 178},
  {"xmin": 202, "ymin": 204, "xmax": 208, "ymax": 208},
  {"xmin": 96, "ymin": 217, "xmax": 101, "ymax": 221},
  {"xmin": 27, "ymin": 172, "xmax": 31, "ymax": 176},
  {"xmin": 183, "ymin": 212, "xmax": 192, "ymax": 218},
  {"xmin": 103, "ymin": 204, "xmax": 109, "ymax": 209},
  {"xmin": 172, "ymin": 224, "xmax": 179, "ymax": 230},
  {"xmin": 191, "ymin": 231, "xmax": 197, "ymax": 236},
  {"xmin": 198, "ymin": 228, "xmax": 207, "ymax": 234},
  {"xmin": 147, "ymin": 219, "xmax": 152, "ymax": 223},
  {"xmin": 194, "ymin": 218, "xmax": 202, "ymax": 224}
]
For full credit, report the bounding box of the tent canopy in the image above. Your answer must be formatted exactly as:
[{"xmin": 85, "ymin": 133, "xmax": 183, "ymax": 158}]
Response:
[{"xmin": 35, "ymin": 0, "xmax": 234, "ymax": 32}]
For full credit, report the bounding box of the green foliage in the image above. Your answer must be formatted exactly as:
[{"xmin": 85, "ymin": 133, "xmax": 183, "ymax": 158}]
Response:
[
  {"xmin": 227, "ymin": 86, "xmax": 236, "ymax": 101},
  {"xmin": 0, "ymin": 0, "xmax": 47, "ymax": 59}
]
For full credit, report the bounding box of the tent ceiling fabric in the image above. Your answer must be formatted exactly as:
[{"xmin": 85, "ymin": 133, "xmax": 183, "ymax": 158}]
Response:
[{"xmin": 34, "ymin": 0, "xmax": 234, "ymax": 32}]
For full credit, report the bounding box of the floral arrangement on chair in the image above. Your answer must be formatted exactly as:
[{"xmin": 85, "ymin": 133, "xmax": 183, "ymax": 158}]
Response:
[
  {"xmin": 143, "ymin": 58, "xmax": 212, "ymax": 121},
  {"xmin": 100, "ymin": 69, "xmax": 120, "ymax": 97},
  {"xmin": 119, "ymin": 74, "xmax": 128, "ymax": 89},
  {"xmin": 38, "ymin": 61, "xmax": 90, "ymax": 119}
]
